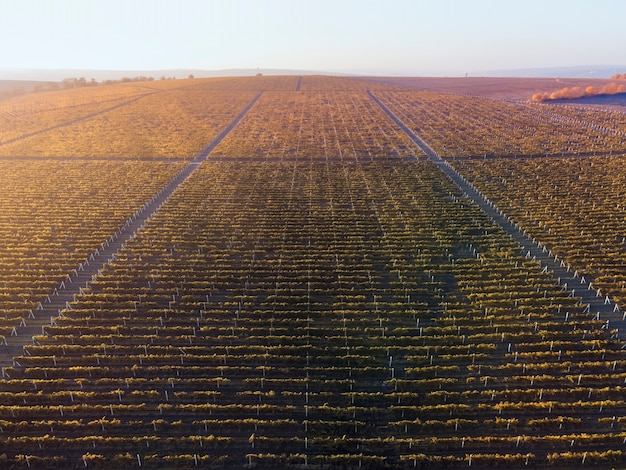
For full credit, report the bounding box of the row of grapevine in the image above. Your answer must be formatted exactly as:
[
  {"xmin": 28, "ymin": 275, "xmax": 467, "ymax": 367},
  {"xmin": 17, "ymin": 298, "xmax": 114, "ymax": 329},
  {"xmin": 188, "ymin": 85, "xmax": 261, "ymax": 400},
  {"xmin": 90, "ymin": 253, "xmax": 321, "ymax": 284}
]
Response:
[{"xmin": 529, "ymin": 100, "xmax": 626, "ymax": 137}]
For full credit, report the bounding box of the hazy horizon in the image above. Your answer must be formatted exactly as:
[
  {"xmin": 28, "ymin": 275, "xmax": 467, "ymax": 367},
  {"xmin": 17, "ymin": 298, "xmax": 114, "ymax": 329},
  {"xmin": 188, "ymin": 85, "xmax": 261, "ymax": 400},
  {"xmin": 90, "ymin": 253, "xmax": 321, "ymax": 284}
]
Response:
[
  {"xmin": 1, "ymin": 0, "xmax": 625, "ymax": 77},
  {"xmin": 2, "ymin": 65, "xmax": 626, "ymax": 84}
]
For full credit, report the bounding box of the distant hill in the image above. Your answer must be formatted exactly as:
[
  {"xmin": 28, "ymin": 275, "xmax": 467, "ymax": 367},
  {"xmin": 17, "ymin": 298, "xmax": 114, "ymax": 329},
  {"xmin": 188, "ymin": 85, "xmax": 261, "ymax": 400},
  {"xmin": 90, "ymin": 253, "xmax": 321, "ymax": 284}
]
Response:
[
  {"xmin": 4, "ymin": 65, "xmax": 625, "ymax": 84},
  {"xmin": 0, "ymin": 80, "xmax": 48, "ymax": 92},
  {"xmin": 478, "ymin": 65, "xmax": 626, "ymax": 78},
  {"xmin": 0, "ymin": 79, "xmax": 59, "ymax": 101},
  {"xmin": 0, "ymin": 68, "xmax": 335, "ymax": 82}
]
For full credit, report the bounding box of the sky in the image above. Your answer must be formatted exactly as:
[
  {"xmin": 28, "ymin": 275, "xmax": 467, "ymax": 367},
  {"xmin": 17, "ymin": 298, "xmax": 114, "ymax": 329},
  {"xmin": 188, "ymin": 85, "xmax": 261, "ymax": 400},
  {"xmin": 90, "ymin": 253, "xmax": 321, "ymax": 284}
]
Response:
[{"xmin": 1, "ymin": 0, "xmax": 625, "ymax": 76}]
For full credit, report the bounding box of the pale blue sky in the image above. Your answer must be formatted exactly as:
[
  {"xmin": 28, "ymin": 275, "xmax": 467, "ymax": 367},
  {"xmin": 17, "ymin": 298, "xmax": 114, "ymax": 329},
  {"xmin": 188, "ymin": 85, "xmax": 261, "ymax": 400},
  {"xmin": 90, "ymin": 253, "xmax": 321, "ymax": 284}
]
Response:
[{"xmin": 1, "ymin": 0, "xmax": 625, "ymax": 75}]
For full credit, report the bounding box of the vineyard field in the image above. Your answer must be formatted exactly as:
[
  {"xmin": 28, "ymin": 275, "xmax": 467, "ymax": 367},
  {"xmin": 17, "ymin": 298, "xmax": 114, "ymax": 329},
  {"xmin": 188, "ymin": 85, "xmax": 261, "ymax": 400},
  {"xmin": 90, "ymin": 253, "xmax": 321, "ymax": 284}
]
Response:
[{"xmin": 0, "ymin": 75, "xmax": 625, "ymax": 468}]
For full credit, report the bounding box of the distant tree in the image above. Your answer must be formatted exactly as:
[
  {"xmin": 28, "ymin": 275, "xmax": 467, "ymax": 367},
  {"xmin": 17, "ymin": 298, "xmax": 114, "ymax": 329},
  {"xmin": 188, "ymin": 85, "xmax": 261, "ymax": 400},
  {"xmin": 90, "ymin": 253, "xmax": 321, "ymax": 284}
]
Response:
[
  {"xmin": 188, "ymin": 74, "xmax": 194, "ymax": 79},
  {"xmin": 62, "ymin": 77, "xmax": 88, "ymax": 88}
]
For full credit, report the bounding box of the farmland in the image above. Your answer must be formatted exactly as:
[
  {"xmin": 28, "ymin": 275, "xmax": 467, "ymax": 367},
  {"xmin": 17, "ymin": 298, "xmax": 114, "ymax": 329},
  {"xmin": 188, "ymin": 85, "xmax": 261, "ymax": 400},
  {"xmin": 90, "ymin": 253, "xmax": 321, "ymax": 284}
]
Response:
[{"xmin": 0, "ymin": 75, "xmax": 626, "ymax": 468}]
